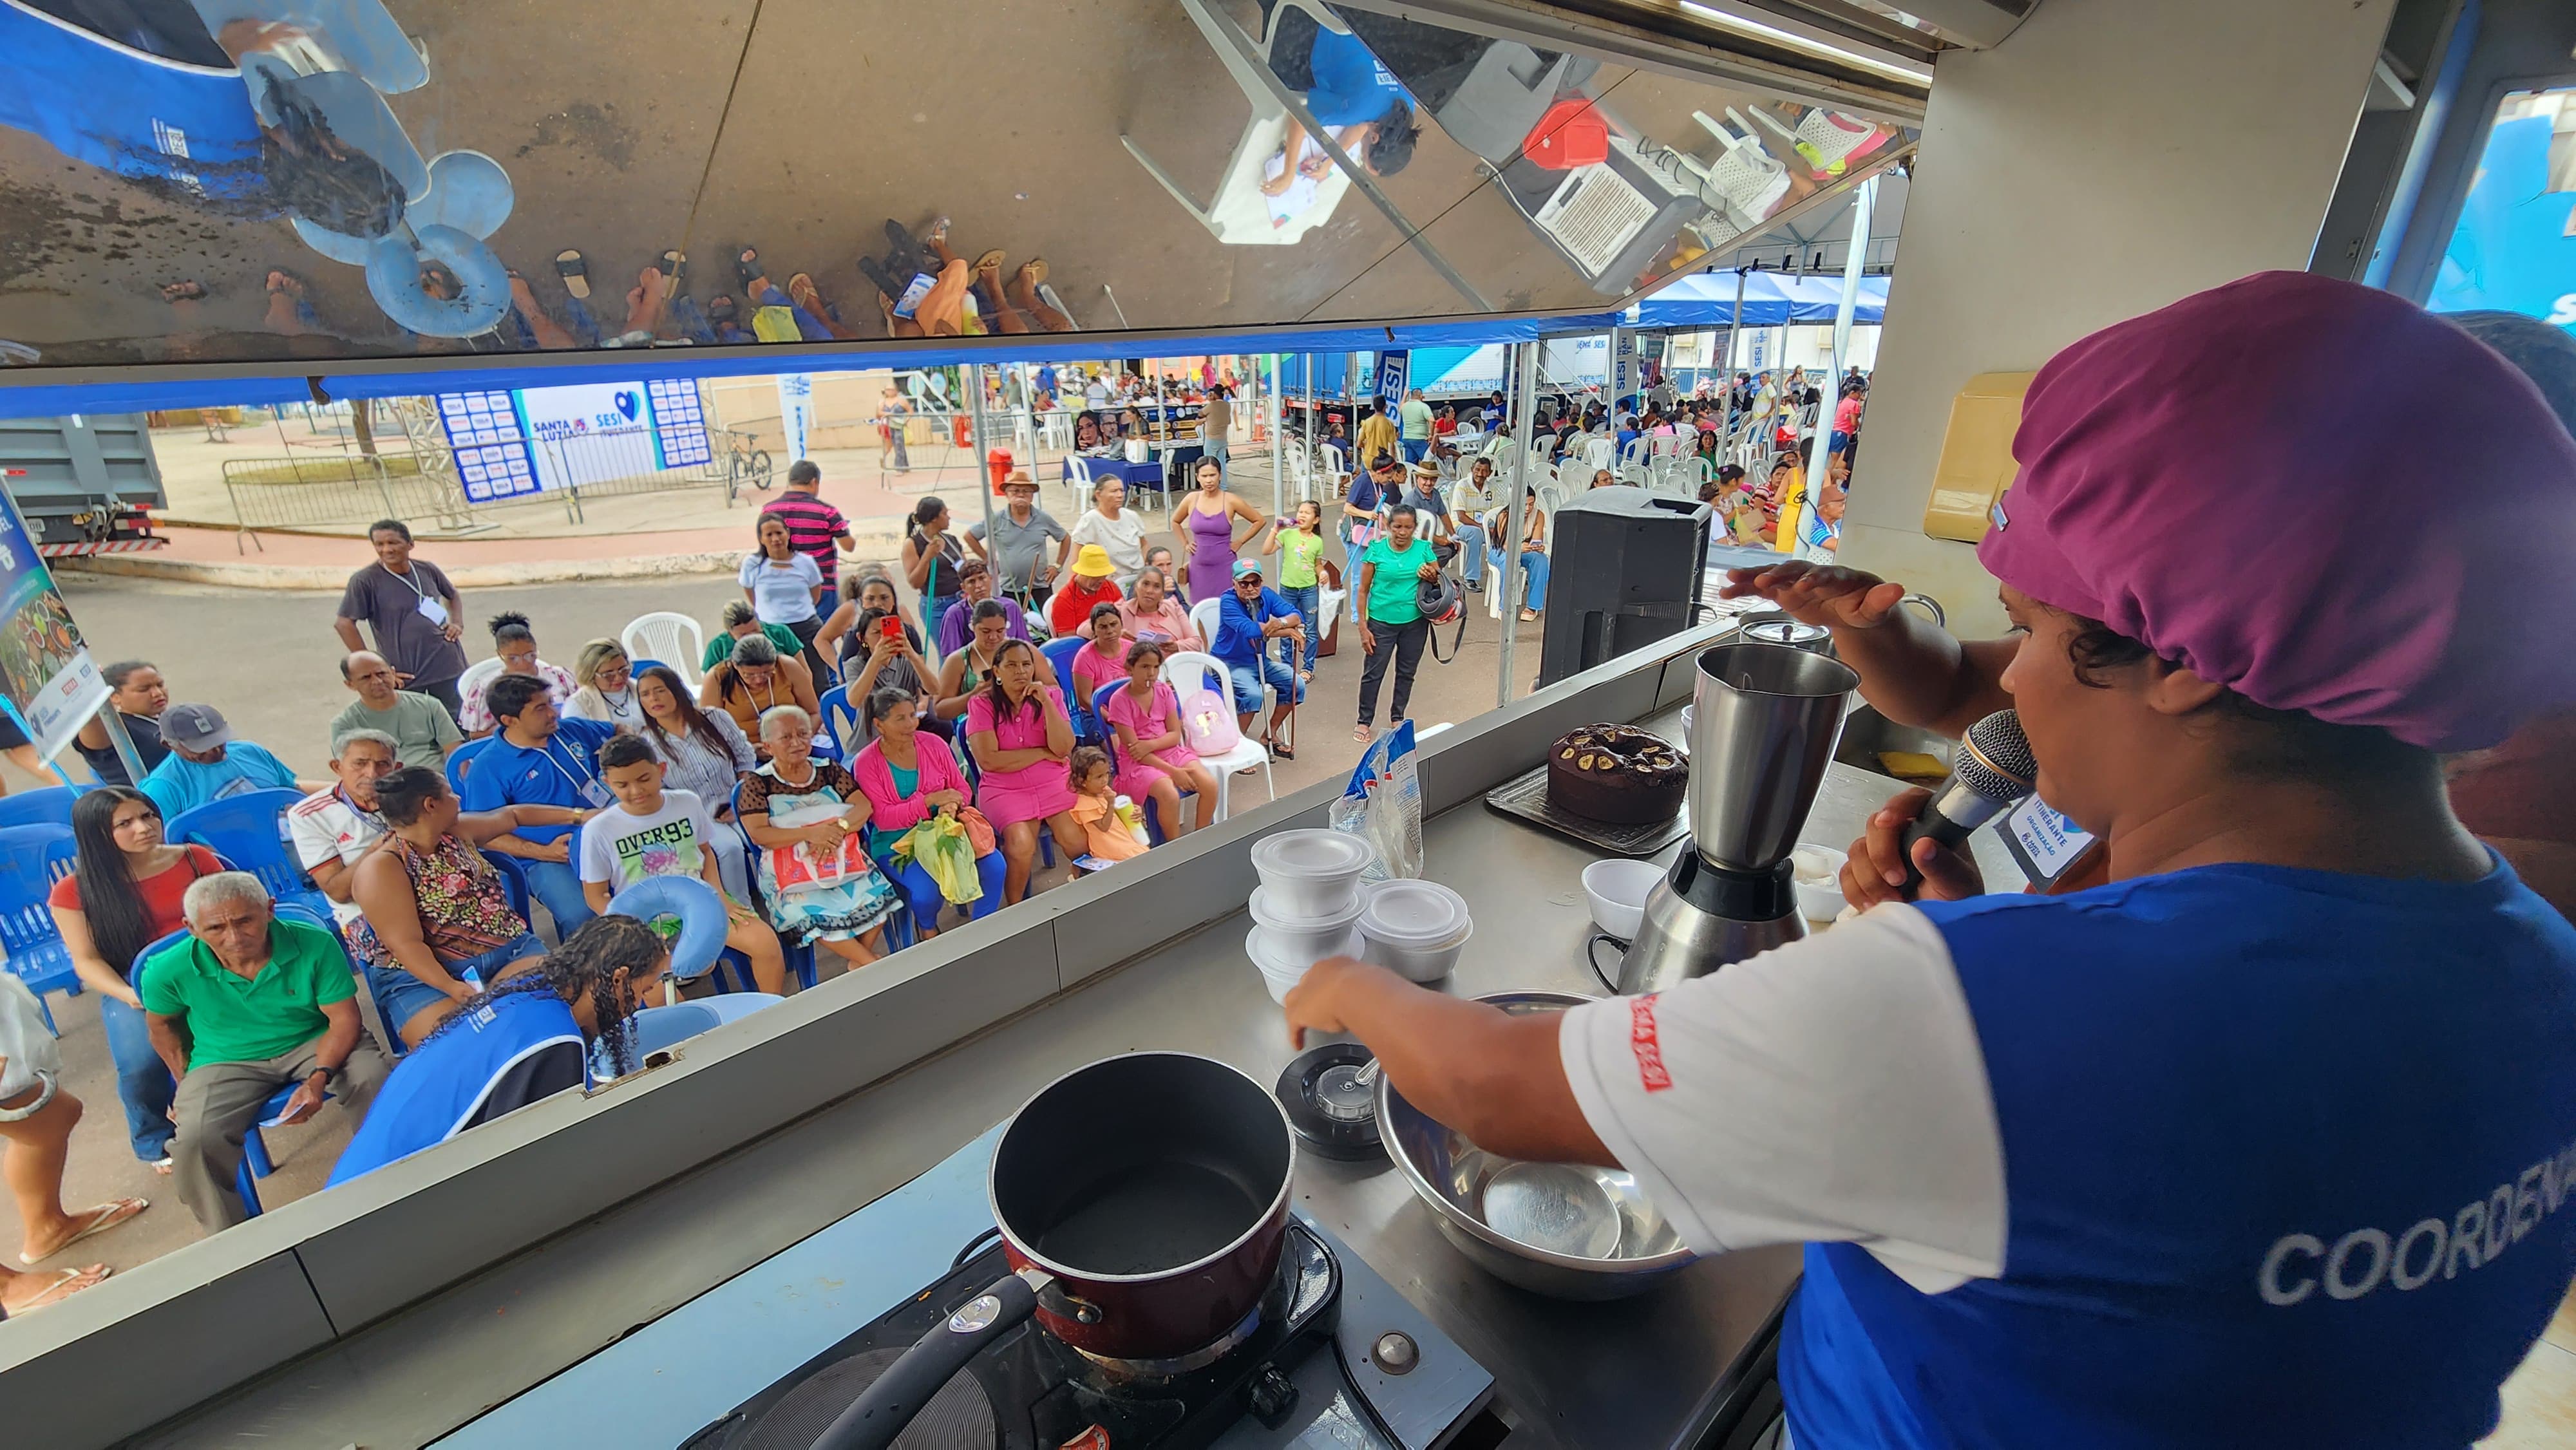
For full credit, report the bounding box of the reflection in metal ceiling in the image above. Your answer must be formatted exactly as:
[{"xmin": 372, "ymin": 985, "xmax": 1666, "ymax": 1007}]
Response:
[{"xmin": 0, "ymin": 0, "xmax": 1917, "ymax": 386}]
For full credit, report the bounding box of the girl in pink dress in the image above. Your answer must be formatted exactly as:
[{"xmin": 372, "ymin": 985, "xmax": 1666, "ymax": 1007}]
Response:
[
  {"xmin": 965, "ymin": 639, "xmax": 1084, "ymax": 903},
  {"xmin": 1070, "ymin": 601, "xmax": 1130, "ymax": 712},
  {"xmin": 1099, "ymin": 639, "xmax": 1217, "ymax": 838}
]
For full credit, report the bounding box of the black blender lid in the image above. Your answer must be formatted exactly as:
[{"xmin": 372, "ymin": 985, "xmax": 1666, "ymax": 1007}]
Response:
[{"xmin": 1277, "ymin": 1042, "xmax": 1386, "ymax": 1163}]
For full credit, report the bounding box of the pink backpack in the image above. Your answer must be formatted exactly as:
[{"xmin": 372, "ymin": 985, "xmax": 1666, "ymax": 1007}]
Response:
[{"xmin": 1180, "ymin": 676, "xmax": 1242, "ymax": 755}]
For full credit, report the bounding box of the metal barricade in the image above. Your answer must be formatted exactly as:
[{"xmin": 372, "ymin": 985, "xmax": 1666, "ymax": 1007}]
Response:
[{"xmin": 221, "ymin": 453, "xmax": 470, "ymax": 551}]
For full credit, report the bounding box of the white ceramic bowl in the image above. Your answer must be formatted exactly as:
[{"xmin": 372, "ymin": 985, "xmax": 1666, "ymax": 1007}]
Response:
[
  {"xmin": 1250, "ymin": 829, "xmax": 1375, "ymax": 916},
  {"xmin": 1249, "ymin": 886, "xmax": 1367, "ymax": 966},
  {"xmin": 1791, "ymin": 844, "xmax": 1850, "ymax": 923},
  {"xmin": 1582, "ymin": 859, "xmax": 1663, "ymax": 941},
  {"xmin": 1356, "ymin": 879, "xmax": 1473, "ymax": 983}
]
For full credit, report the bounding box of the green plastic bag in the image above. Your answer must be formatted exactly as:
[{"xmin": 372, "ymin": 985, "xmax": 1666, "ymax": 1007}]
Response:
[{"xmin": 895, "ymin": 814, "xmax": 984, "ymax": 907}]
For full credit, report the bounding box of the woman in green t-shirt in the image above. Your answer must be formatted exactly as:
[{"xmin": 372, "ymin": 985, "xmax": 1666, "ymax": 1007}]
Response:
[
  {"xmin": 1353, "ymin": 504, "xmax": 1441, "ymax": 740},
  {"xmin": 1265, "ymin": 500, "xmax": 1329, "ymax": 683}
]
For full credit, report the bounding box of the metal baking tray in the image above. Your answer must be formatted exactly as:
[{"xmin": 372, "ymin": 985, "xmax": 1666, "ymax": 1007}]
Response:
[{"xmin": 1482, "ymin": 764, "xmax": 1690, "ymax": 858}]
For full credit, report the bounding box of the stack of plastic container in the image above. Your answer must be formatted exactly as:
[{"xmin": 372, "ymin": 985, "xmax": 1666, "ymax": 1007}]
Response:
[
  {"xmin": 1245, "ymin": 830, "xmax": 1375, "ymax": 1002},
  {"xmin": 1356, "ymin": 879, "xmax": 1473, "ymax": 982}
]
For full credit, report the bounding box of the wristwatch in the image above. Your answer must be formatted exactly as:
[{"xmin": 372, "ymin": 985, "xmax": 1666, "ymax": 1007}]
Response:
[{"xmin": 314, "ymin": 1063, "xmax": 345, "ymax": 1089}]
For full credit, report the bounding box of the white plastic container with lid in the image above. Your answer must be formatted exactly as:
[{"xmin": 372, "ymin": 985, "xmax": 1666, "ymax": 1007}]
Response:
[
  {"xmin": 1249, "ymin": 829, "xmax": 1376, "ymax": 917},
  {"xmin": 1249, "ymin": 886, "xmax": 1368, "ymax": 966},
  {"xmin": 1245, "ymin": 925, "xmax": 1359, "ymax": 1004},
  {"xmin": 1356, "ymin": 878, "xmax": 1473, "ymax": 982}
]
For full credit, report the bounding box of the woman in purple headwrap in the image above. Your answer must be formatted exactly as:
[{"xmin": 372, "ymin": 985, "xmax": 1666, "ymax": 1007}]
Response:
[{"xmin": 1269, "ymin": 274, "xmax": 2576, "ymax": 1450}]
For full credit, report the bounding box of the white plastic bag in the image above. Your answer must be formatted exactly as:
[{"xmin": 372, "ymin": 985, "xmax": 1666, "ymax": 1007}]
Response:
[{"xmin": 1329, "ymin": 720, "xmax": 1422, "ymax": 881}]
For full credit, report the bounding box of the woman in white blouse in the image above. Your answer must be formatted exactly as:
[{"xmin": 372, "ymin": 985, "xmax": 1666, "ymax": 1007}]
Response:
[
  {"xmin": 740, "ymin": 514, "xmax": 829, "ymax": 678},
  {"xmin": 1069, "ymin": 475, "xmax": 1148, "ymax": 587},
  {"xmin": 563, "ymin": 640, "xmax": 641, "ymax": 726},
  {"xmin": 632, "ymin": 664, "xmax": 757, "ymax": 900}
]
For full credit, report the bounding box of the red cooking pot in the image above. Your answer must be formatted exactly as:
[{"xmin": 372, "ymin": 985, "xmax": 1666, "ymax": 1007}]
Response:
[{"xmin": 813, "ymin": 1052, "xmax": 1294, "ymax": 1450}]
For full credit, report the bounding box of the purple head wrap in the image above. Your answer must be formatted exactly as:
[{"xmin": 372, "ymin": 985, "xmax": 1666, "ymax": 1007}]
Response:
[{"xmin": 1978, "ymin": 271, "xmax": 2576, "ymax": 753}]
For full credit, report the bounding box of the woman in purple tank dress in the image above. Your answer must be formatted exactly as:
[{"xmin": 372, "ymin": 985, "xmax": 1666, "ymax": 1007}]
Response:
[{"xmin": 1178, "ymin": 457, "xmax": 1269, "ymax": 604}]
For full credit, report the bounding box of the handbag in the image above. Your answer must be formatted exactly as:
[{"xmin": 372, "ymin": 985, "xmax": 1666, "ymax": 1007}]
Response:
[
  {"xmin": 957, "ymin": 805, "xmax": 999, "ymax": 856},
  {"xmin": 1180, "ymin": 684, "xmax": 1243, "ymax": 755},
  {"xmin": 1419, "ymin": 561, "xmax": 1470, "ymax": 665}
]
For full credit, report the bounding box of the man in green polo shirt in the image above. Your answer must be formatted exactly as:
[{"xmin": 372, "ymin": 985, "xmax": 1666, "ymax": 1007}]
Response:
[{"xmin": 141, "ymin": 872, "xmax": 391, "ymax": 1232}]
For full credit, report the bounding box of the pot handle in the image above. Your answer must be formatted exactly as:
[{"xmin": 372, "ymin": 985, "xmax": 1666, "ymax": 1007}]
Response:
[{"xmin": 808, "ymin": 1268, "xmax": 1045, "ymax": 1450}]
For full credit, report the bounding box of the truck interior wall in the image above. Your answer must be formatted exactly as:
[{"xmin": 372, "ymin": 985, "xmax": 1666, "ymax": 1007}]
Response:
[{"xmin": 1839, "ymin": 0, "xmax": 2400, "ymax": 637}]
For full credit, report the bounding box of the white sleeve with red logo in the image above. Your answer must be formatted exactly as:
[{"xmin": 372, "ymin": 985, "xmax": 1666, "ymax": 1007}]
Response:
[{"xmin": 1557, "ymin": 903, "xmax": 2009, "ymax": 1292}]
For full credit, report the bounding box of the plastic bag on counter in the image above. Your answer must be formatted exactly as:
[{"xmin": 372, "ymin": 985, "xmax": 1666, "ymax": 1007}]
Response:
[{"xmin": 1330, "ymin": 720, "xmax": 1422, "ymax": 881}]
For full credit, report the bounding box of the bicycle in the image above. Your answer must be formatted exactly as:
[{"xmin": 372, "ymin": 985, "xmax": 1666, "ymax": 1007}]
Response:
[{"xmin": 721, "ymin": 430, "xmax": 775, "ymax": 502}]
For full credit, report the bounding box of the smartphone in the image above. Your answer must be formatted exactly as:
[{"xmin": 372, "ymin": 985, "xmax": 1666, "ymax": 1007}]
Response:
[{"xmin": 880, "ymin": 617, "xmax": 904, "ymax": 641}]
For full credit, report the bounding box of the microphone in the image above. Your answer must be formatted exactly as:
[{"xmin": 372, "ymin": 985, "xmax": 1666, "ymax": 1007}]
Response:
[{"xmin": 1898, "ymin": 710, "xmax": 2037, "ymax": 896}]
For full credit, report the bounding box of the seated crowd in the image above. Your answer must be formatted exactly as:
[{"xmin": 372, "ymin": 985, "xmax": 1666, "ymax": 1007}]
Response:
[{"xmin": 9, "ymin": 530, "xmax": 1300, "ymax": 1285}]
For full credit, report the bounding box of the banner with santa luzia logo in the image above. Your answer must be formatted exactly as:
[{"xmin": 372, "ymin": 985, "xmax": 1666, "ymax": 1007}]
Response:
[
  {"xmin": 435, "ymin": 380, "xmax": 713, "ymax": 501},
  {"xmin": 0, "ymin": 487, "xmax": 108, "ymax": 762}
]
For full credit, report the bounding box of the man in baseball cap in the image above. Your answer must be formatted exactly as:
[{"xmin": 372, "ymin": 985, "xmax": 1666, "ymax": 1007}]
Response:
[{"xmin": 139, "ymin": 704, "xmax": 325, "ymax": 818}]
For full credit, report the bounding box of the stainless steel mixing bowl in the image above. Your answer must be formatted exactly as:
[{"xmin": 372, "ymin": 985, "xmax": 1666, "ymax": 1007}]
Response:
[{"xmin": 1376, "ymin": 990, "xmax": 1697, "ymax": 1299}]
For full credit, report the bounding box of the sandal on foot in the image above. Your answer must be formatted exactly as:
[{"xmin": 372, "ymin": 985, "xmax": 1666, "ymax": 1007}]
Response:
[
  {"xmin": 21, "ymin": 1196, "xmax": 146, "ymax": 1265},
  {"xmin": 1352, "ymin": 724, "xmax": 1372, "ymax": 742},
  {"xmin": 734, "ymin": 247, "xmax": 762, "ymax": 291},
  {"xmin": 11, "ymin": 1264, "xmax": 109, "ymax": 1313},
  {"xmin": 1019, "ymin": 258, "xmax": 1050, "ymax": 286},
  {"xmin": 658, "ymin": 249, "xmax": 687, "ymax": 293},
  {"xmin": 554, "ymin": 249, "xmax": 590, "ymax": 299},
  {"xmin": 971, "ymin": 248, "xmax": 1005, "ymax": 273}
]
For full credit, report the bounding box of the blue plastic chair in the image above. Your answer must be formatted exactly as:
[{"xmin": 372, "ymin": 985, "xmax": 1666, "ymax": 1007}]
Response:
[
  {"xmin": 1038, "ymin": 637, "xmax": 1096, "ymax": 744},
  {"xmin": 629, "ymin": 658, "xmax": 668, "ymax": 678},
  {"xmin": 0, "ymin": 785, "xmax": 85, "ymax": 831},
  {"xmin": 813, "ymin": 683, "xmax": 862, "ymax": 765},
  {"xmin": 167, "ymin": 789, "xmax": 333, "ymax": 924},
  {"xmin": 446, "ymin": 735, "xmax": 495, "ymax": 791},
  {"xmin": 586, "ymin": 993, "xmax": 782, "ymax": 1080},
  {"xmin": 0, "ymin": 823, "xmax": 82, "ymax": 1028}
]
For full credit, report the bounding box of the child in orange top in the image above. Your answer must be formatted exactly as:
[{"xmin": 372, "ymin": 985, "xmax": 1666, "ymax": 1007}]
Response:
[{"xmin": 1067, "ymin": 746, "xmax": 1148, "ymax": 863}]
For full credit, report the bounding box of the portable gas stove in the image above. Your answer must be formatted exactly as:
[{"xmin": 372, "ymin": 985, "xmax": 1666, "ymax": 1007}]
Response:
[{"xmin": 683, "ymin": 1213, "xmax": 1501, "ymax": 1450}]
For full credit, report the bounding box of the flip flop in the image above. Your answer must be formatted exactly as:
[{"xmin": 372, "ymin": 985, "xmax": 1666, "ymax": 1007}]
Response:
[
  {"xmin": 555, "ymin": 249, "xmax": 591, "ymax": 299},
  {"xmin": 21, "ymin": 1196, "xmax": 146, "ymax": 1265},
  {"xmin": 11, "ymin": 1264, "xmax": 109, "ymax": 1313},
  {"xmin": 971, "ymin": 249, "xmax": 1006, "ymax": 273},
  {"xmin": 735, "ymin": 247, "xmax": 762, "ymax": 291},
  {"xmin": 659, "ymin": 249, "xmax": 687, "ymax": 297},
  {"xmin": 1019, "ymin": 258, "xmax": 1050, "ymax": 287}
]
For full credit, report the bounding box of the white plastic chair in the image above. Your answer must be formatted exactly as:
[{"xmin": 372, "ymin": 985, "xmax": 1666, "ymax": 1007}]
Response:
[
  {"xmin": 1160, "ymin": 650, "xmax": 1276, "ymax": 820},
  {"xmin": 621, "ymin": 612, "xmax": 706, "ymax": 690},
  {"xmin": 1582, "ymin": 437, "xmax": 1615, "ymax": 471},
  {"xmin": 455, "ymin": 657, "xmax": 504, "ymax": 720}
]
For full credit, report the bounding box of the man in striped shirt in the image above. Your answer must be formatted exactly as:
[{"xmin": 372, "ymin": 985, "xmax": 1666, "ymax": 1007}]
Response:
[{"xmin": 757, "ymin": 460, "xmax": 856, "ymax": 593}]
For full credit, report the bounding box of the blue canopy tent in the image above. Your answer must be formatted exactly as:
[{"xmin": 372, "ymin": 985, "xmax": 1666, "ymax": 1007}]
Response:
[
  {"xmin": 0, "ymin": 308, "xmax": 1625, "ymax": 420},
  {"xmin": 1623, "ymin": 268, "xmax": 1888, "ymax": 329}
]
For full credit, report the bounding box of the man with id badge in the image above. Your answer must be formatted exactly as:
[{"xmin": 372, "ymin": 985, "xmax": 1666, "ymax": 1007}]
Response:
[
  {"xmin": 335, "ymin": 522, "xmax": 469, "ymax": 721},
  {"xmin": 457, "ymin": 676, "xmax": 617, "ymax": 934}
]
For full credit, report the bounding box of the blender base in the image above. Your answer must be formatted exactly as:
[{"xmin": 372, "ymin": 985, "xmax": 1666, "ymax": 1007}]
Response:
[{"xmin": 1616, "ymin": 847, "xmax": 1806, "ymax": 993}]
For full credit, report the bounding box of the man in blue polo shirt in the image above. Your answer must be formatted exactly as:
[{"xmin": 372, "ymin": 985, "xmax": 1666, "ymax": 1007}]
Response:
[
  {"xmin": 138, "ymin": 703, "xmax": 327, "ymax": 818},
  {"xmin": 457, "ymin": 674, "xmax": 615, "ymax": 934},
  {"xmin": 1211, "ymin": 558, "xmax": 1305, "ymax": 751}
]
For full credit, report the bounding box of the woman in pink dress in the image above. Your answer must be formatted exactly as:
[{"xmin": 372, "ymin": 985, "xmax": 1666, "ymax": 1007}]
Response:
[
  {"xmin": 1099, "ymin": 639, "xmax": 1217, "ymax": 839},
  {"xmin": 965, "ymin": 639, "xmax": 1084, "ymax": 903},
  {"xmin": 1070, "ymin": 601, "xmax": 1131, "ymax": 710}
]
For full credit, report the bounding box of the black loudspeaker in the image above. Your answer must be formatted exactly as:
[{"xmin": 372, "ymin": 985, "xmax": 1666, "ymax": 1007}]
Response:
[{"xmin": 1538, "ymin": 490, "xmax": 1712, "ymax": 687}]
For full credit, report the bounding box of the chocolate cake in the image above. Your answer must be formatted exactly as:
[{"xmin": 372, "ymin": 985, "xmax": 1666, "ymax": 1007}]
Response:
[{"xmin": 1547, "ymin": 723, "xmax": 1688, "ymax": 825}]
